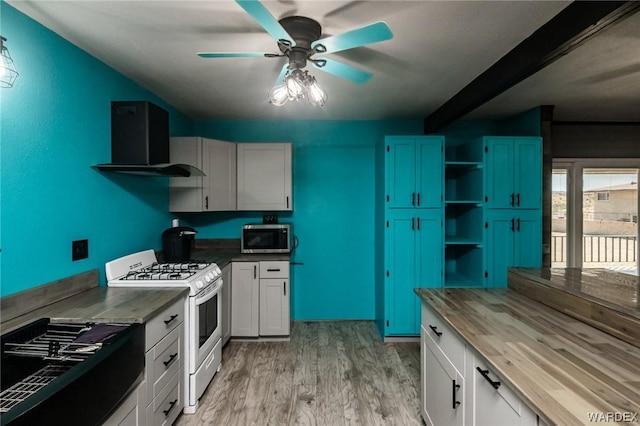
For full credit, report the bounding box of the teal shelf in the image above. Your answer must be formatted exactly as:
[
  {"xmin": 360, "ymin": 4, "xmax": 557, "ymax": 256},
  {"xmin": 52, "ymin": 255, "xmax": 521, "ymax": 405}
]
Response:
[
  {"xmin": 444, "ymin": 272, "xmax": 484, "ymax": 288},
  {"xmin": 445, "ymin": 161, "xmax": 483, "ymax": 169},
  {"xmin": 445, "ymin": 200, "xmax": 482, "ymax": 205},
  {"xmin": 445, "ymin": 236, "xmax": 483, "ymax": 246}
]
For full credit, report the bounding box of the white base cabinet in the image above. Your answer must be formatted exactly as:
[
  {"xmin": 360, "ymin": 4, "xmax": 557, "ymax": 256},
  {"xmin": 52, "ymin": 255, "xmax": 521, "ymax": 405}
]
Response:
[
  {"xmin": 231, "ymin": 261, "xmax": 290, "ymax": 338},
  {"xmin": 143, "ymin": 296, "xmax": 186, "ymax": 426},
  {"xmin": 221, "ymin": 263, "xmax": 232, "ymax": 346},
  {"xmin": 259, "ymin": 261, "xmax": 290, "ymax": 336},
  {"xmin": 231, "ymin": 262, "xmax": 260, "ymax": 337},
  {"xmin": 421, "ymin": 302, "xmax": 538, "ymax": 426}
]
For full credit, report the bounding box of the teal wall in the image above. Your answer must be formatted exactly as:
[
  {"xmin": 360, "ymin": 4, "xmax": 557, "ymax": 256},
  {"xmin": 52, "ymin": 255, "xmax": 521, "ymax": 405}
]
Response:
[
  {"xmin": 0, "ymin": 3, "xmax": 192, "ymax": 296},
  {"xmin": 176, "ymin": 120, "xmax": 422, "ymax": 320}
]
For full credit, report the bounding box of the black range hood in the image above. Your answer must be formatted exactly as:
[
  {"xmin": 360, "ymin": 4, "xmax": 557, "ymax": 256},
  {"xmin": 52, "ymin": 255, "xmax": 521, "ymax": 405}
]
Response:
[{"xmin": 93, "ymin": 101, "xmax": 204, "ymax": 178}]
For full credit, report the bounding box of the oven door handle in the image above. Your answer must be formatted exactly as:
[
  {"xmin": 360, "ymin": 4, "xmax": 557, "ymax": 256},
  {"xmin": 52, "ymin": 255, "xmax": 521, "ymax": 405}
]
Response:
[{"xmin": 194, "ymin": 282, "xmax": 222, "ymax": 305}]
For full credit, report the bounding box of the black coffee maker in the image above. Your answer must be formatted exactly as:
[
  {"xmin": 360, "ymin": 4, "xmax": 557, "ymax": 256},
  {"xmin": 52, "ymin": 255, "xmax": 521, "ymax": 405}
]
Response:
[{"xmin": 162, "ymin": 226, "xmax": 197, "ymax": 262}]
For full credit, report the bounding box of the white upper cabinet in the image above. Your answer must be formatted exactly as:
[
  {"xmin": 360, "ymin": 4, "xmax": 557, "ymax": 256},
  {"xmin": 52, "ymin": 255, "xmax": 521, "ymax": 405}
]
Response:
[
  {"xmin": 237, "ymin": 143, "xmax": 292, "ymax": 211},
  {"xmin": 169, "ymin": 137, "xmax": 237, "ymax": 212}
]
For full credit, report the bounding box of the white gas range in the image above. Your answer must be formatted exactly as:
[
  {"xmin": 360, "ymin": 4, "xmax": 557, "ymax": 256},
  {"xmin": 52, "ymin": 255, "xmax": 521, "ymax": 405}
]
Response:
[{"xmin": 106, "ymin": 249, "xmax": 222, "ymax": 414}]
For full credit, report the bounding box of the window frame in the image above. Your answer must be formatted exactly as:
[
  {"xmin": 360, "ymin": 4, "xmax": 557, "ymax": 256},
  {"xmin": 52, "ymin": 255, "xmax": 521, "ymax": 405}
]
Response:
[{"xmin": 551, "ymin": 158, "xmax": 639, "ymax": 271}]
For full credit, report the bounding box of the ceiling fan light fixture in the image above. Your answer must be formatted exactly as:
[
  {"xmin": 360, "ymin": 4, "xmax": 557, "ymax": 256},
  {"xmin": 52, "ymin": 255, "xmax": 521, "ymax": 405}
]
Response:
[
  {"xmin": 285, "ymin": 69, "xmax": 306, "ymax": 100},
  {"xmin": 305, "ymin": 73, "xmax": 327, "ymax": 108},
  {"xmin": 268, "ymin": 83, "xmax": 290, "ymax": 106},
  {"xmin": 0, "ymin": 36, "xmax": 19, "ymax": 88}
]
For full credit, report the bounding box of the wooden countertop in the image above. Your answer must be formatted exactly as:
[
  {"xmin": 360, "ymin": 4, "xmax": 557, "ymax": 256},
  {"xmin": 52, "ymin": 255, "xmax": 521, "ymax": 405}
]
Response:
[
  {"xmin": 1, "ymin": 286, "xmax": 188, "ymax": 334},
  {"xmin": 512, "ymin": 267, "xmax": 639, "ymax": 318},
  {"xmin": 414, "ymin": 287, "xmax": 640, "ymax": 426}
]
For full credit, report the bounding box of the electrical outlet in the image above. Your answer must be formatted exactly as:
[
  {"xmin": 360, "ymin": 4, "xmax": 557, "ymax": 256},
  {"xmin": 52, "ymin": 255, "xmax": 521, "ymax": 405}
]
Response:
[{"xmin": 72, "ymin": 239, "xmax": 89, "ymax": 261}]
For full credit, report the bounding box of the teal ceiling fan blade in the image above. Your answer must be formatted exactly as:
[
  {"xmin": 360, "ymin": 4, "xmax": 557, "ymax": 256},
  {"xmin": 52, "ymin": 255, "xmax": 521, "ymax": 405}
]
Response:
[
  {"xmin": 312, "ymin": 22, "xmax": 393, "ymax": 54},
  {"xmin": 313, "ymin": 59, "xmax": 372, "ymax": 84},
  {"xmin": 198, "ymin": 52, "xmax": 266, "ymax": 58},
  {"xmin": 236, "ymin": 0, "xmax": 295, "ymax": 45},
  {"xmin": 275, "ymin": 63, "xmax": 289, "ymax": 85}
]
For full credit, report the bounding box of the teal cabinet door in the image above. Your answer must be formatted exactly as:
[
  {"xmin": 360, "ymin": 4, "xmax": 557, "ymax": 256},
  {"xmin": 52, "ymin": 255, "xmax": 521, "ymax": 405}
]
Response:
[
  {"xmin": 386, "ymin": 136, "xmax": 443, "ymax": 209},
  {"xmin": 415, "ymin": 210, "xmax": 444, "ymax": 288},
  {"xmin": 415, "ymin": 138, "xmax": 444, "ymax": 208},
  {"xmin": 485, "ymin": 211, "xmax": 515, "ymax": 288},
  {"xmin": 485, "ymin": 210, "xmax": 542, "ymax": 287},
  {"xmin": 386, "ymin": 138, "xmax": 416, "ymax": 209},
  {"xmin": 386, "ymin": 210, "xmax": 443, "ymax": 335},
  {"xmin": 485, "ymin": 137, "xmax": 541, "ymax": 210},
  {"xmin": 484, "ymin": 138, "xmax": 514, "ymax": 209},
  {"xmin": 514, "ymin": 210, "xmax": 542, "ymax": 267},
  {"xmin": 514, "ymin": 139, "xmax": 542, "ymax": 209},
  {"xmin": 386, "ymin": 211, "xmax": 419, "ymax": 335}
]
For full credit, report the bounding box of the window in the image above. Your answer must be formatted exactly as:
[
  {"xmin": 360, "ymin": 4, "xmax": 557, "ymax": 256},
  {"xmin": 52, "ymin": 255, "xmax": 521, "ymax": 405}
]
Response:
[{"xmin": 551, "ymin": 160, "xmax": 638, "ymax": 276}]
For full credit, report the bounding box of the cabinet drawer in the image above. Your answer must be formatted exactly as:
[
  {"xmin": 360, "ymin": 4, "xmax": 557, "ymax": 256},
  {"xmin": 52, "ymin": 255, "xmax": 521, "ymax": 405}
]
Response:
[
  {"xmin": 473, "ymin": 356, "xmax": 537, "ymax": 425},
  {"xmin": 145, "ymin": 297, "xmax": 185, "ymax": 351},
  {"xmin": 421, "ymin": 304, "xmax": 465, "ymax": 374},
  {"xmin": 259, "ymin": 261, "xmax": 289, "ymax": 279},
  {"xmin": 147, "ymin": 370, "xmax": 181, "ymax": 426},
  {"xmin": 146, "ymin": 325, "xmax": 182, "ymax": 400}
]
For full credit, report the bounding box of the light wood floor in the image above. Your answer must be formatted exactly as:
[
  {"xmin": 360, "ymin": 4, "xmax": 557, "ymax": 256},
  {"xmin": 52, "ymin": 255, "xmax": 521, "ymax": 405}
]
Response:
[{"xmin": 175, "ymin": 321, "xmax": 422, "ymax": 426}]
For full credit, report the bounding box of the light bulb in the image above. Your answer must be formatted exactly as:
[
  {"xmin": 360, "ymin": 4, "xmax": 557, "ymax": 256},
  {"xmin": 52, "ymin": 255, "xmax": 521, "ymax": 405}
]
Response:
[
  {"xmin": 269, "ymin": 83, "xmax": 289, "ymax": 106},
  {"xmin": 285, "ymin": 69, "xmax": 306, "ymax": 100},
  {"xmin": 305, "ymin": 74, "xmax": 328, "ymax": 108},
  {"xmin": 0, "ymin": 51, "xmax": 5, "ymax": 78}
]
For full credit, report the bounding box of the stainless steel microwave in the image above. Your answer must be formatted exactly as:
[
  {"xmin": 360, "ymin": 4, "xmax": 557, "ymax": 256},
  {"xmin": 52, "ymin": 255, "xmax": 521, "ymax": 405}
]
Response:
[{"xmin": 241, "ymin": 224, "xmax": 291, "ymax": 253}]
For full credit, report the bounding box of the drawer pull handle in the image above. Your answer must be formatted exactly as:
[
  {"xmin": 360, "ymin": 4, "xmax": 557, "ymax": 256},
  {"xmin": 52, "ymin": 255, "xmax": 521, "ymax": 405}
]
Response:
[
  {"xmin": 267, "ymin": 268, "xmax": 281, "ymax": 272},
  {"xmin": 452, "ymin": 379, "xmax": 461, "ymax": 409},
  {"xmin": 429, "ymin": 325, "xmax": 442, "ymax": 337},
  {"xmin": 163, "ymin": 399, "xmax": 178, "ymax": 417},
  {"xmin": 476, "ymin": 367, "xmax": 501, "ymax": 389},
  {"xmin": 163, "ymin": 353, "xmax": 178, "ymax": 367},
  {"xmin": 164, "ymin": 314, "xmax": 179, "ymax": 325}
]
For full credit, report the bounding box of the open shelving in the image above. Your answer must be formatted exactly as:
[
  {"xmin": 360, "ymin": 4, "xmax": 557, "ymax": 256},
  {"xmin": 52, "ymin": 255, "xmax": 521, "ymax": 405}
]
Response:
[{"xmin": 444, "ymin": 139, "xmax": 485, "ymax": 288}]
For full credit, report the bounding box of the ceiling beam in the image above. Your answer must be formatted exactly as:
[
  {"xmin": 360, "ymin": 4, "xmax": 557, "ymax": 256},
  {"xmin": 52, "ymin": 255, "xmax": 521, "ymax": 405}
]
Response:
[{"xmin": 423, "ymin": 1, "xmax": 640, "ymax": 134}]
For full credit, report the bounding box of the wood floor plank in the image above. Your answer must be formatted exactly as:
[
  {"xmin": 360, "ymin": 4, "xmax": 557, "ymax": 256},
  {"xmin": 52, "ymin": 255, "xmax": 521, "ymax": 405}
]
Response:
[{"xmin": 176, "ymin": 321, "xmax": 422, "ymax": 426}]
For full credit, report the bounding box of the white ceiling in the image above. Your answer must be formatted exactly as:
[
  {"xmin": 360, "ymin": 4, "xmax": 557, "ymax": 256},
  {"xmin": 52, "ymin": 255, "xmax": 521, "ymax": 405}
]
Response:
[{"xmin": 7, "ymin": 1, "xmax": 640, "ymax": 122}]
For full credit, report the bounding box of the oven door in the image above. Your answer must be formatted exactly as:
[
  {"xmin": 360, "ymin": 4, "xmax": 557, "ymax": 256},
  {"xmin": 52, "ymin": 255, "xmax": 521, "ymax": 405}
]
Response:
[{"xmin": 189, "ymin": 279, "xmax": 222, "ymax": 373}]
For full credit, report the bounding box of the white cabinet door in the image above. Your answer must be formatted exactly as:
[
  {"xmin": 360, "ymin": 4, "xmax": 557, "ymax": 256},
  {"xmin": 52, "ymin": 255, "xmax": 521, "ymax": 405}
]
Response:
[
  {"xmin": 169, "ymin": 137, "xmax": 237, "ymax": 212},
  {"xmin": 237, "ymin": 143, "xmax": 292, "ymax": 211},
  {"xmin": 221, "ymin": 263, "xmax": 232, "ymax": 345},
  {"xmin": 231, "ymin": 262, "xmax": 259, "ymax": 337},
  {"xmin": 469, "ymin": 354, "xmax": 537, "ymax": 426},
  {"xmin": 259, "ymin": 278, "xmax": 290, "ymax": 336},
  {"xmin": 422, "ymin": 325, "xmax": 464, "ymax": 426}
]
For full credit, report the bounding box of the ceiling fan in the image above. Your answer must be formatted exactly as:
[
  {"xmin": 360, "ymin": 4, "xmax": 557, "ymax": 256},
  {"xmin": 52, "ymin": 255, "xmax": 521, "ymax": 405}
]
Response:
[{"xmin": 197, "ymin": 0, "xmax": 393, "ymax": 107}]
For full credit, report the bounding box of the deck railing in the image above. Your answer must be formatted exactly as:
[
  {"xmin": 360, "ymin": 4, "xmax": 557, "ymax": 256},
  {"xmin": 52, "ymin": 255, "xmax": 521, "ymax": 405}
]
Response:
[{"xmin": 551, "ymin": 235, "xmax": 637, "ymax": 263}]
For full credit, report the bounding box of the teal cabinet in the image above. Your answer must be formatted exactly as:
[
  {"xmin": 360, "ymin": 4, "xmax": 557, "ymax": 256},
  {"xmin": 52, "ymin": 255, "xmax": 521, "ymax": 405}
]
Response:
[
  {"xmin": 386, "ymin": 209, "xmax": 443, "ymax": 335},
  {"xmin": 484, "ymin": 137, "xmax": 542, "ymax": 209},
  {"xmin": 386, "ymin": 136, "xmax": 444, "ymax": 209},
  {"xmin": 382, "ymin": 135, "xmax": 444, "ymax": 337},
  {"xmin": 485, "ymin": 209, "xmax": 542, "ymax": 287}
]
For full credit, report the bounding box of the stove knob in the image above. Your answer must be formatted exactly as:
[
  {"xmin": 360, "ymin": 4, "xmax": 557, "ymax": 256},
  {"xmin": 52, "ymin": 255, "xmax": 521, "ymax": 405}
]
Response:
[
  {"xmin": 195, "ymin": 280, "xmax": 204, "ymax": 289},
  {"xmin": 215, "ymin": 266, "xmax": 222, "ymax": 275},
  {"xmin": 204, "ymin": 274, "xmax": 211, "ymax": 283},
  {"xmin": 208, "ymin": 272, "xmax": 215, "ymax": 281}
]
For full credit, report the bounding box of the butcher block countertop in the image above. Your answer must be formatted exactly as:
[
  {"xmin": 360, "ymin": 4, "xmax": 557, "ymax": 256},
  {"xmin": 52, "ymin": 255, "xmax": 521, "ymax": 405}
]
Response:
[
  {"xmin": 414, "ymin": 287, "xmax": 640, "ymax": 426},
  {"xmin": 1, "ymin": 285, "xmax": 188, "ymax": 334}
]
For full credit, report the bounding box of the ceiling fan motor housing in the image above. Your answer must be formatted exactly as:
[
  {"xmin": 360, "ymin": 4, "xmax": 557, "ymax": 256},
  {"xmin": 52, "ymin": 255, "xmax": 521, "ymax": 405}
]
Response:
[{"xmin": 279, "ymin": 16, "xmax": 323, "ymax": 69}]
